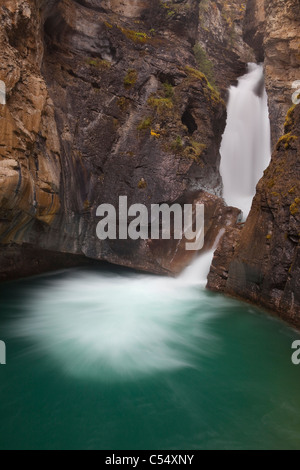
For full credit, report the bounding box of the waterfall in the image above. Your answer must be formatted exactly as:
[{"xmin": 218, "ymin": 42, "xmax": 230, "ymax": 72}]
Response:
[
  {"xmin": 179, "ymin": 229, "xmax": 226, "ymax": 284},
  {"xmin": 220, "ymin": 63, "xmax": 271, "ymax": 219}
]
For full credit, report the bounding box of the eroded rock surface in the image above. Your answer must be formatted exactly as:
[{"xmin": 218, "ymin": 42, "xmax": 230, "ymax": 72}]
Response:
[
  {"xmin": 244, "ymin": 0, "xmax": 300, "ymax": 145},
  {"xmin": 208, "ymin": 0, "xmax": 300, "ymax": 326},
  {"xmin": 0, "ymin": 0, "xmax": 247, "ymax": 277},
  {"xmin": 208, "ymin": 104, "xmax": 300, "ymax": 327}
]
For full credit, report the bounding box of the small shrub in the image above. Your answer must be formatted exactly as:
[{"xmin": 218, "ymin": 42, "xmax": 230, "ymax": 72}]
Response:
[
  {"xmin": 163, "ymin": 82, "xmax": 174, "ymax": 99},
  {"xmin": 193, "ymin": 44, "xmax": 216, "ymax": 85},
  {"xmin": 276, "ymin": 133, "xmax": 298, "ymax": 150},
  {"xmin": 172, "ymin": 136, "xmax": 184, "ymax": 151},
  {"xmin": 117, "ymin": 97, "xmax": 129, "ymax": 111},
  {"xmin": 138, "ymin": 178, "xmax": 147, "ymax": 189},
  {"xmin": 290, "ymin": 198, "xmax": 300, "ymax": 216},
  {"xmin": 119, "ymin": 27, "xmax": 150, "ymax": 43},
  {"xmin": 284, "ymin": 105, "xmax": 296, "ymax": 129},
  {"xmin": 290, "ymin": 203, "xmax": 299, "ymax": 216},
  {"xmin": 138, "ymin": 117, "xmax": 152, "ymax": 131},
  {"xmin": 185, "ymin": 65, "xmax": 221, "ymax": 102},
  {"xmin": 148, "ymin": 97, "xmax": 174, "ymax": 114},
  {"xmin": 124, "ymin": 69, "xmax": 138, "ymax": 89},
  {"xmin": 87, "ymin": 58, "xmax": 111, "ymax": 69},
  {"xmin": 183, "ymin": 140, "xmax": 207, "ymax": 162}
]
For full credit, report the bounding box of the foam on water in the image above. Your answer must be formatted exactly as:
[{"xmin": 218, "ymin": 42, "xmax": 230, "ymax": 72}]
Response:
[
  {"xmin": 8, "ymin": 65, "xmax": 273, "ymax": 382},
  {"xmin": 10, "ymin": 255, "xmax": 226, "ymax": 381}
]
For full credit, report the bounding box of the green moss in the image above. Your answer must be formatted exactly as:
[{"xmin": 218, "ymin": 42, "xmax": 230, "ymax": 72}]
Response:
[
  {"xmin": 171, "ymin": 136, "xmax": 206, "ymax": 163},
  {"xmin": 284, "ymin": 104, "xmax": 296, "ymax": 129},
  {"xmin": 290, "ymin": 204, "xmax": 299, "ymax": 216},
  {"xmin": 276, "ymin": 132, "xmax": 298, "ymax": 150},
  {"xmin": 163, "ymin": 82, "xmax": 174, "ymax": 99},
  {"xmin": 184, "ymin": 66, "xmax": 221, "ymax": 103},
  {"xmin": 117, "ymin": 97, "xmax": 130, "ymax": 111},
  {"xmin": 137, "ymin": 117, "xmax": 153, "ymax": 131},
  {"xmin": 183, "ymin": 140, "xmax": 207, "ymax": 163},
  {"xmin": 138, "ymin": 178, "xmax": 147, "ymax": 189},
  {"xmin": 167, "ymin": 9, "xmax": 176, "ymax": 17},
  {"xmin": 148, "ymin": 97, "xmax": 174, "ymax": 114},
  {"xmin": 87, "ymin": 58, "xmax": 111, "ymax": 69},
  {"xmin": 185, "ymin": 66, "xmax": 207, "ymax": 82},
  {"xmin": 119, "ymin": 27, "xmax": 150, "ymax": 43},
  {"xmin": 172, "ymin": 136, "xmax": 184, "ymax": 152},
  {"xmin": 160, "ymin": 0, "xmax": 190, "ymax": 17},
  {"xmin": 124, "ymin": 69, "xmax": 138, "ymax": 89},
  {"xmin": 290, "ymin": 198, "xmax": 300, "ymax": 216},
  {"xmin": 193, "ymin": 44, "xmax": 216, "ymax": 87}
]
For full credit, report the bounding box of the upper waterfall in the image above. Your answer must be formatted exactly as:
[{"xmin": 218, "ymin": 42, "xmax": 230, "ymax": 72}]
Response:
[{"xmin": 220, "ymin": 63, "xmax": 271, "ymax": 219}]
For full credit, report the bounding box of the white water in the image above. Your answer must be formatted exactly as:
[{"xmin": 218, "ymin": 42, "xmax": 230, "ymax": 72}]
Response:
[
  {"xmin": 220, "ymin": 63, "xmax": 271, "ymax": 218},
  {"xmin": 9, "ymin": 65, "xmax": 273, "ymax": 383},
  {"xmin": 11, "ymin": 253, "xmax": 222, "ymax": 381}
]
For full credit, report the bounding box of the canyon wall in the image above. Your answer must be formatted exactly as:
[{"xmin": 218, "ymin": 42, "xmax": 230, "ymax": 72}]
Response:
[
  {"xmin": 208, "ymin": 0, "xmax": 300, "ymax": 327},
  {"xmin": 196, "ymin": 0, "xmax": 254, "ymax": 94},
  {"xmin": 0, "ymin": 0, "xmax": 248, "ymax": 280},
  {"xmin": 244, "ymin": 0, "xmax": 300, "ymax": 145}
]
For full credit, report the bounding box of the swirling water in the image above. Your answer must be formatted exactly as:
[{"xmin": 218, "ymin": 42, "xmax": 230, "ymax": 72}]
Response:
[{"xmin": 0, "ymin": 259, "xmax": 300, "ymax": 450}]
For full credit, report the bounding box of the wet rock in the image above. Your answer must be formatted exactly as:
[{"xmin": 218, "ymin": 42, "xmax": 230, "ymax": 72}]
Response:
[
  {"xmin": 0, "ymin": 0, "xmax": 250, "ymax": 278},
  {"xmin": 209, "ymin": 104, "xmax": 300, "ymax": 327},
  {"xmin": 244, "ymin": 0, "xmax": 300, "ymax": 146}
]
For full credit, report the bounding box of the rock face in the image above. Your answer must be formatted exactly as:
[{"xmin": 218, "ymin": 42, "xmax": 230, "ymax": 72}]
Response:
[
  {"xmin": 0, "ymin": 0, "xmax": 61, "ymax": 245},
  {"xmin": 0, "ymin": 0, "xmax": 248, "ymax": 278},
  {"xmin": 196, "ymin": 0, "xmax": 255, "ymax": 94},
  {"xmin": 208, "ymin": 103, "xmax": 300, "ymax": 327},
  {"xmin": 208, "ymin": 0, "xmax": 300, "ymax": 326},
  {"xmin": 244, "ymin": 0, "xmax": 300, "ymax": 145},
  {"xmin": 243, "ymin": 0, "xmax": 265, "ymax": 62}
]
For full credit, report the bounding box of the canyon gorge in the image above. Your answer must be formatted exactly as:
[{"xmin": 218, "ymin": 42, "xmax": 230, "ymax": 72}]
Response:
[{"xmin": 0, "ymin": 0, "xmax": 299, "ymax": 326}]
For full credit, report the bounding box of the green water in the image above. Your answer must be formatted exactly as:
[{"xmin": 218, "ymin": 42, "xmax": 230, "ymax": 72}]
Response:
[{"xmin": 0, "ymin": 265, "xmax": 300, "ymax": 450}]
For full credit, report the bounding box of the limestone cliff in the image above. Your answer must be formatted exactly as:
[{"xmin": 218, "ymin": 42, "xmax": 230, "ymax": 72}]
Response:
[
  {"xmin": 0, "ymin": 0, "xmax": 61, "ymax": 243},
  {"xmin": 209, "ymin": 104, "xmax": 300, "ymax": 327},
  {"xmin": 0, "ymin": 0, "xmax": 249, "ymax": 280},
  {"xmin": 196, "ymin": 0, "xmax": 255, "ymax": 94},
  {"xmin": 244, "ymin": 0, "xmax": 300, "ymax": 145},
  {"xmin": 208, "ymin": 0, "xmax": 300, "ymax": 327}
]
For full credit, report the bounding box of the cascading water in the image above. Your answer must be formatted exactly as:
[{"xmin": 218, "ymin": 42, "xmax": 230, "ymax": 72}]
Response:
[
  {"xmin": 1, "ymin": 64, "xmax": 300, "ymax": 451},
  {"xmin": 2, "ymin": 265, "xmax": 300, "ymax": 450},
  {"xmin": 3, "ymin": 65, "xmax": 274, "ymax": 385},
  {"xmin": 8, "ymin": 259, "xmax": 216, "ymax": 382},
  {"xmin": 220, "ymin": 63, "xmax": 271, "ymax": 218}
]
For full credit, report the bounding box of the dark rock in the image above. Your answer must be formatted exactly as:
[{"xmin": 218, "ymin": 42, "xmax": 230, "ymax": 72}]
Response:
[
  {"xmin": 0, "ymin": 0, "xmax": 250, "ymax": 279},
  {"xmin": 243, "ymin": 0, "xmax": 300, "ymax": 146},
  {"xmin": 208, "ymin": 104, "xmax": 300, "ymax": 327},
  {"xmin": 0, "ymin": 243, "xmax": 101, "ymax": 282}
]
